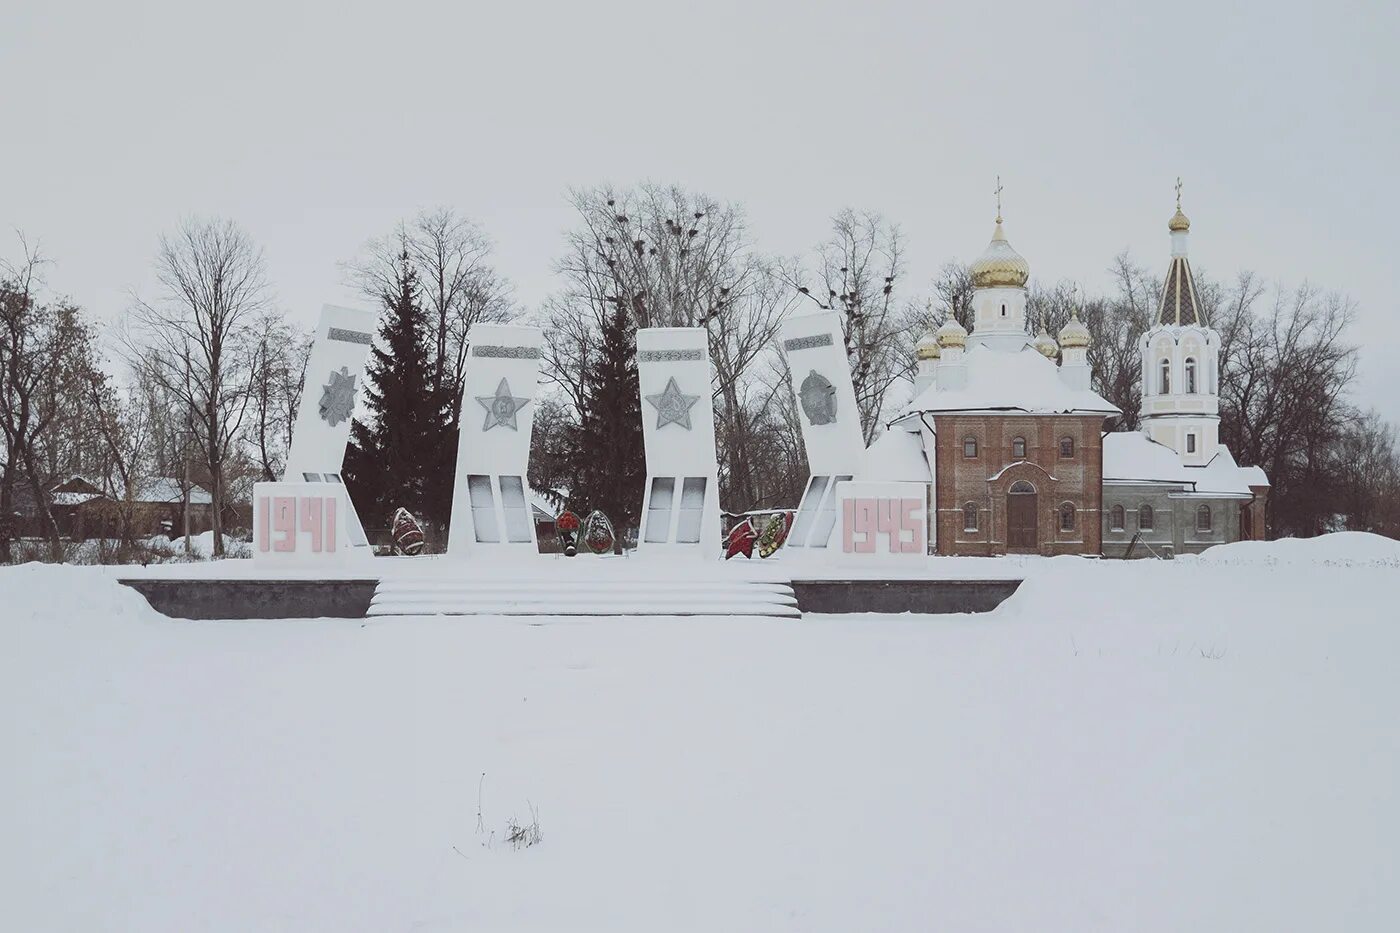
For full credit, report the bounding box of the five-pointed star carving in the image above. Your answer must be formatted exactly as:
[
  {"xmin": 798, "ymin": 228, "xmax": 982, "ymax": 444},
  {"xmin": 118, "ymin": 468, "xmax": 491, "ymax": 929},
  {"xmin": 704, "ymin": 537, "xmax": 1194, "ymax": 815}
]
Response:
[
  {"xmin": 476, "ymin": 377, "xmax": 530, "ymax": 431},
  {"xmin": 645, "ymin": 376, "xmax": 700, "ymax": 430}
]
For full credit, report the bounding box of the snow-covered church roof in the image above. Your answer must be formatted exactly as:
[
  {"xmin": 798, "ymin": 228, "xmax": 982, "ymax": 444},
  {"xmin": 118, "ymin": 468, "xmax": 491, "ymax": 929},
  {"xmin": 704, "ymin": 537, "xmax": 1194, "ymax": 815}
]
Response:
[
  {"xmin": 1104, "ymin": 432, "xmax": 1268, "ymax": 497},
  {"xmin": 1103, "ymin": 432, "xmax": 1196, "ymax": 485},
  {"xmin": 861, "ymin": 428, "xmax": 930, "ymax": 482},
  {"xmin": 897, "ymin": 345, "xmax": 1120, "ymax": 420}
]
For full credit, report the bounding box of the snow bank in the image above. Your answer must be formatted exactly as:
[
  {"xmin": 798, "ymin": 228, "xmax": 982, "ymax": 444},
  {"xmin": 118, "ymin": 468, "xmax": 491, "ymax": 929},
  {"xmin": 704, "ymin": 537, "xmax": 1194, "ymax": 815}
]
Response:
[
  {"xmin": 1, "ymin": 561, "xmax": 159, "ymax": 625},
  {"xmin": 3, "ymin": 559, "xmax": 1398, "ymax": 931},
  {"xmin": 167, "ymin": 531, "xmax": 251, "ymax": 559},
  {"xmin": 1194, "ymin": 530, "xmax": 1400, "ymax": 566}
]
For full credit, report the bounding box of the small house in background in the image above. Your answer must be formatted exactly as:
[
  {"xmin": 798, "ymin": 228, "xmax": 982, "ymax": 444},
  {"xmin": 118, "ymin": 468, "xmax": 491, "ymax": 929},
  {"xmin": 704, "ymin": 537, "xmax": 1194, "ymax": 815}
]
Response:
[
  {"xmin": 530, "ymin": 488, "xmax": 560, "ymax": 553},
  {"xmin": 14, "ymin": 476, "xmax": 240, "ymax": 542}
]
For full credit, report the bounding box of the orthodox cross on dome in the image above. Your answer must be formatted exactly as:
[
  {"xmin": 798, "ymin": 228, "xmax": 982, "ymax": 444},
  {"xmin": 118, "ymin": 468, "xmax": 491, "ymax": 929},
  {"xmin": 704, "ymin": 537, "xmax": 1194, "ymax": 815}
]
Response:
[
  {"xmin": 1175, "ymin": 176, "xmax": 1184, "ymax": 210},
  {"xmin": 645, "ymin": 376, "xmax": 700, "ymax": 430},
  {"xmin": 993, "ymin": 175, "xmax": 1004, "ymax": 224},
  {"xmin": 476, "ymin": 377, "xmax": 530, "ymax": 431}
]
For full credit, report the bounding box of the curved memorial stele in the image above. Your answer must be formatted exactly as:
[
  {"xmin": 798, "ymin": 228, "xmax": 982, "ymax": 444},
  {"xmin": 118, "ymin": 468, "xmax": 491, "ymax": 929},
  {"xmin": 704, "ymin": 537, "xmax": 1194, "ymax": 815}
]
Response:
[{"xmin": 254, "ymin": 304, "xmax": 377, "ymax": 566}]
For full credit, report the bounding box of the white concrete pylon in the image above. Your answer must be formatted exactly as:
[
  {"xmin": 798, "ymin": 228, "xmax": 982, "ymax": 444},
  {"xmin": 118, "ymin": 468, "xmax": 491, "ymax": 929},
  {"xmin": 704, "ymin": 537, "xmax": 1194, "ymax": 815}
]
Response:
[
  {"xmin": 267, "ymin": 304, "xmax": 379, "ymax": 562},
  {"xmin": 778, "ymin": 311, "xmax": 865, "ymax": 551},
  {"xmin": 447, "ymin": 324, "xmax": 545, "ymax": 557},
  {"xmin": 635, "ymin": 327, "xmax": 721, "ymax": 558}
]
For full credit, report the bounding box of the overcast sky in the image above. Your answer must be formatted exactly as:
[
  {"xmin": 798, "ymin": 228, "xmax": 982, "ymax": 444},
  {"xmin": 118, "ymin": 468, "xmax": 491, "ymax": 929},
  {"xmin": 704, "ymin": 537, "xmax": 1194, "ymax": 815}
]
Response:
[{"xmin": 5, "ymin": 1, "xmax": 1398, "ymax": 420}]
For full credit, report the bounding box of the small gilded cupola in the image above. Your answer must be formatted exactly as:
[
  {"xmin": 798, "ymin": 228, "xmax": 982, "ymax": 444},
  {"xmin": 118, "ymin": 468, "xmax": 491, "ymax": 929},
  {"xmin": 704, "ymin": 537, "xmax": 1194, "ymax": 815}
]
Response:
[{"xmin": 1158, "ymin": 179, "xmax": 1206, "ymax": 327}]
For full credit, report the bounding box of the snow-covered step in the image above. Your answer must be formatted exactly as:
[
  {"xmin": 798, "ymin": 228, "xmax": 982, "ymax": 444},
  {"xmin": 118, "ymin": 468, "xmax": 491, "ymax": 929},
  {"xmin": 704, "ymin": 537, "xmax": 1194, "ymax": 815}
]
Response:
[
  {"xmin": 367, "ymin": 579, "xmax": 800, "ymax": 618},
  {"xmin": 372, "ymin": 584, "xmax": 795, "ymax": 601}
]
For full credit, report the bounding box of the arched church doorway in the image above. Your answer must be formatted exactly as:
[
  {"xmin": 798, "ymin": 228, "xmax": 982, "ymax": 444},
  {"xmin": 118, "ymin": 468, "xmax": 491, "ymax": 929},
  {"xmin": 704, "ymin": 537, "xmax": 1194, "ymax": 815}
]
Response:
[{"xmin": 1007, "ymin": 480, "xmax": 1038, "ymax": 551}]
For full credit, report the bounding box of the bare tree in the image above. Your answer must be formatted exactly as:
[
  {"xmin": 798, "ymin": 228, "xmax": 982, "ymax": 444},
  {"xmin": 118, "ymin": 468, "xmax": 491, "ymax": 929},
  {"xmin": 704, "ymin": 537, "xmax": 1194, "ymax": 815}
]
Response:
[
  {"xmin": 247, "ymin": 308, "xmax": 311, "ymax": 481},
  {"xmin": 1, "ymin": 237, "xmax": 107, "ymax": 561},
  {"xmin": 781, "ymin": 209, "xmax": 908, "ymax": 443},
  {"xmin": 82, "ymin": 366, "xmax": 155, "ymax": 554},
  {"xmin": 346, "ymin": 207, "xmax": 515, "ymax": 414},
  {"xmin": 1335, "ymin": 410, "xmax": 1400, "ymax": 536},
  {"xmin": 1219, "ymin": 283, "xmax": 1358, "ymax": 536},
  {"xmin": 128, "ymin": 217, "xmax": 270, "ymax": 557},
  {"xmin": 539, "ymin": 184, "xmax": 795, "ymax": 512}
]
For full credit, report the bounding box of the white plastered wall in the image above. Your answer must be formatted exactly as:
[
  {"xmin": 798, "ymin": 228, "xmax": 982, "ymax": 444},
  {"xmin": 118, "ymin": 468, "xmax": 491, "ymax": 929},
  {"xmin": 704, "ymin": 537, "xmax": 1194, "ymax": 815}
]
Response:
[{"xmin": 1139, "ymin": 324, "xmax": 1221, "ymax": 466}]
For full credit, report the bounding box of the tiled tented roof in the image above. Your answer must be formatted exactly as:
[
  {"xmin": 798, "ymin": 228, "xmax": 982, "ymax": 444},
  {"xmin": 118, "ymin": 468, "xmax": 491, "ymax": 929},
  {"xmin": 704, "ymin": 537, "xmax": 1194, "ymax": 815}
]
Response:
[{"xmin": 1158, "ymin": 256, "xmax": 1205, "ymax": 327}]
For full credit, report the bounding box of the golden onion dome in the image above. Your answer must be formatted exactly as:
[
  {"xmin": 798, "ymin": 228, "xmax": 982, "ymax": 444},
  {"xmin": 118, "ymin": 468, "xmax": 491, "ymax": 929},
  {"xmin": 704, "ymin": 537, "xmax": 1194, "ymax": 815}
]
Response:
[
  {"xmin": 1168, "ymin": 207, "xmax": 1191, "ymax": 232},
  {"xmin": 915, "ymin": 332, "xmax": 941, "ymax": 360},
  {"xmin": 1058, "ymin": 309, "xmax": 1091, "ymax": 349},
  {"xmin": 936, "ymin": 316, "xmax": 967, "ymax": 349},
  {"xmin": 970, "ymin": 220, "xmax": 1030, "ymax": 289},
  {"xmin": 1033, "ymin": 327, "xmax": 1059, "ymax": 359}
]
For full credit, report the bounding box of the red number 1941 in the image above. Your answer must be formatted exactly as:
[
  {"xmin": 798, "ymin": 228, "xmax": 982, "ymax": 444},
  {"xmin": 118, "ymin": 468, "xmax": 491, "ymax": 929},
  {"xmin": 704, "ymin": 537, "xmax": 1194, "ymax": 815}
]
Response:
[{"xmin": 257, "ymin": 495, "xmax": 338, "ymax": 553}]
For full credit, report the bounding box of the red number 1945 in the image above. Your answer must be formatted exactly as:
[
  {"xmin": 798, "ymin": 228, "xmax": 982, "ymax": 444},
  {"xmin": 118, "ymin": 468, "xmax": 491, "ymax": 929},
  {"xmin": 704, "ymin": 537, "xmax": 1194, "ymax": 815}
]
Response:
[{"xmin": 842, "ymin": 498, "xmax": 923, "ymax": 554}]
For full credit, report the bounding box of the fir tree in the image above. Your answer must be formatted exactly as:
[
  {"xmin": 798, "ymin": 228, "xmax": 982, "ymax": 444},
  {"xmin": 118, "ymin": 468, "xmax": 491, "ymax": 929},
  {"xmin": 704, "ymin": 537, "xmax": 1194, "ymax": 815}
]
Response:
[
  {"xmin": 345, "ymin": 249, "xmax": 455, "ymax": 543},
  {"xmin": 566, "ymin": 301, "xmax": 645, "ymax": 547}
]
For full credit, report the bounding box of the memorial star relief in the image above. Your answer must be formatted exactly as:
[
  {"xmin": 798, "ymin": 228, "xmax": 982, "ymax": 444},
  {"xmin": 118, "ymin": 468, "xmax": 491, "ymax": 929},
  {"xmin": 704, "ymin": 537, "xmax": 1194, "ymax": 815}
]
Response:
[
  {"xmin": 318, "ymin": 367, "xmax": 356, "ymax": 426},
  {"xmin": 477, "ymin": 377, "xmax": 530, "ymax": 431},
  {"xmin": 645, "ymin": 376, "xmax": 700, "ymax": 430},
  {"xmin": 799, "ymin": 369, "xmax": 838, "ymax": 425}
]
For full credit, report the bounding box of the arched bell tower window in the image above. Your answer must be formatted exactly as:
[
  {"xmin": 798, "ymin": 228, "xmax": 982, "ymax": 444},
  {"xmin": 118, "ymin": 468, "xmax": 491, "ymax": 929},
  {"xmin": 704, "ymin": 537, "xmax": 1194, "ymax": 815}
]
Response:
[
  {"xmin": 1185, "ymin": 357, "xmax": 1197, "ymax": 394},
  {"xmin": 1001, "ymin": 303, "xmax": 1007, "ymax": 317},
  {"xmin": 1012, "ymin": 436, "xmax": 1026, "ymax": 459},
  {"xmin": 1160, "ymin": 358, "xmax": 1171, "ymax": 394}
]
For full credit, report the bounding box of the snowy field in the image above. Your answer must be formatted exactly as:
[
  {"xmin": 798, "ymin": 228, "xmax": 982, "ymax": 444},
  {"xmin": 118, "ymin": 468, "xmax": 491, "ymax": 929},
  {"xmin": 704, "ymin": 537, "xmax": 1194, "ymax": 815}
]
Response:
[{"xmin": 3, "ymin": 534, "xmax": 1398, "ymax": 932}]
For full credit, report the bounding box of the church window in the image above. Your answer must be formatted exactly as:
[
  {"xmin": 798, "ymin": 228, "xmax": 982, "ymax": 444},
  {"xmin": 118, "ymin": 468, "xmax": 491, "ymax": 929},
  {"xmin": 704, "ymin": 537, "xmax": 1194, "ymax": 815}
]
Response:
[
  {"xmin": 963, "ymin": 502, "xmax": 979, "ymax": 532},
  {"xmin": 1012, "ymin": 436, "xmax": 1026, "ymax": 458},
  {"xmin": 1196, "ymin": 504, "xmax": 1212, "ymax": 533},
  {"xmin": 1059, "ymin": 436, "xmax": 1074, "ymax": 458},
  {"xmin": 1059, "ymin": 502, "xmax": 1076, "ymax": 532},
  {"xmin": 1160, "ymin": 358, "xmax": 1171, "ymax": 394},
  {"xmin": 1138, "ymin": 504, "xmax": 1155, "ymax": 531},
  {"xmin": 1001, "ymin": 303, "xmax": 1007, "ymax": 317},
  {"xmin": 1185, "ymin": 357, "xmax": 1197, "ymax": 393},
  {"xmin": 963, "ymin": 436, "xmax": 978, "ymax": 458},
  {"xmin": 1186, "ymin": 433, "xmax": 1197, "ymax": 453},
  {"xmin": 1110, "ymin": 505, "xmax": 1125, "ymax": 530}
]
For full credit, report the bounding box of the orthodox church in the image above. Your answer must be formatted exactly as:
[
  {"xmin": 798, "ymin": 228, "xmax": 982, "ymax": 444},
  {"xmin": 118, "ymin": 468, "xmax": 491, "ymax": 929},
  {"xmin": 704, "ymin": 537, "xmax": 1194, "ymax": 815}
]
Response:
[{"xmin": 874, "ymin": 189, "xmax": 1268, "ymax": 557}]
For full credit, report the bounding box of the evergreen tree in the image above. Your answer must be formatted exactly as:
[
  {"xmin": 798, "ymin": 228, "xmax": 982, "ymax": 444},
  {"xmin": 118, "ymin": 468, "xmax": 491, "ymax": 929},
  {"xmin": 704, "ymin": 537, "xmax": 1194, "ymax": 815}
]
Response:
[
  {"xmin": 345, "ymin": 249, "xmax": 455, "ymax": 543},
  {"xmin": 566, "ymin": 302, "xmax": 645, "ymax": 548}
]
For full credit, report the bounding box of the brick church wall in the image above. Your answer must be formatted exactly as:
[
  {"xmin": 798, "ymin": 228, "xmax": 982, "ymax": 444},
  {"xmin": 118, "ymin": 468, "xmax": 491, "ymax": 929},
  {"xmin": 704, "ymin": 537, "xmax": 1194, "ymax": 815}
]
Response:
[{"xmin": 932, "ymin": 413, "xmax": 1106, "ymax": 556}]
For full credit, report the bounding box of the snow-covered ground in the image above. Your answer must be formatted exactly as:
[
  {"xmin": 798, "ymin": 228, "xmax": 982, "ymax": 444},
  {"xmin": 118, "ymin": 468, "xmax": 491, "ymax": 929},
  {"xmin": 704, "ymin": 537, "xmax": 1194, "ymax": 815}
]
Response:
[{"xmin": 3, "ymin": 534, "xmax": 1398, "ymax": 931}]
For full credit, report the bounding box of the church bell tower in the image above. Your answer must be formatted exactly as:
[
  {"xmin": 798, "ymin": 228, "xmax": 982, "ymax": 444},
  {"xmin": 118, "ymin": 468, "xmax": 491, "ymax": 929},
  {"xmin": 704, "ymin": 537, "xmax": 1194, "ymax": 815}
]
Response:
[{"xmin": 1138, "ymin": 181, "xmax": 1221, "ymax": 466}]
